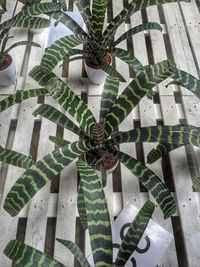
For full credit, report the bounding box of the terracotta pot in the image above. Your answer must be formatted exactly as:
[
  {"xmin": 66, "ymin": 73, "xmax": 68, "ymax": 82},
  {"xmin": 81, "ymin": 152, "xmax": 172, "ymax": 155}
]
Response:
[
  {"xmin": 84, "ymin": 151, "xmax": 119, "ymax": 174},
  {"xmin": 84, "ymin": 54, "xmax": 112, "ymax": 85},
  {"xmin": 0, "ymin": 54, "xmax": 16, "ymax": 87}
]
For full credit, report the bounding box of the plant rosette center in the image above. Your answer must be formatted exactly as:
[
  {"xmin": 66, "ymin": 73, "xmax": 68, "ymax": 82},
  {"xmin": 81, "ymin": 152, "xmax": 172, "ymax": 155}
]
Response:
[{"xmin": 84, "ymin": 144, "xmax": 118, "ymax": 171}]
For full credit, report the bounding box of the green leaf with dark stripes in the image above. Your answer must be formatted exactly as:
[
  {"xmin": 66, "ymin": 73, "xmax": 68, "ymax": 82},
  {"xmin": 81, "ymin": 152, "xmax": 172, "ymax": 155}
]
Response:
[
  {"xmin": 115, "ymin": 201, "xmax": 155, "ymax": 266},
  {"xmin": 193, "ymin": 176, "xmax": 200, "ymax": 192},
  {"xmin": 0, "ymin": 0, "xmax": 6, "ymax": 10},
  {"xmin": 0, "ymin": 146, "xmax": 34, "ymax": 169},
  {"xmin": 49, "ymin": 136, "xmax": 70, "ymax": 147},
  {"xmin": 51, "ymin": 11, "xmax": 87, "ymax": 36},
  {"xmin": 102, "ymin": 0, "xmax": 189, "ymax": 47},
  {"xmin": 0, "ymin": 2, "xmax": 60, "ymax": 31},
  {"xmin": 29, "ymin": 66, "xmax": 96, "ymax": 137},
  {"xmin": 147, "ymin": 143, "xmax": 181, "ymax": 164},
  {"xmin": 110, "ymin": 48, "xmax": 143, "ymax": 74},
  {"xmin": 114, "ymin": 22, "xmax": 163, "ymax": 46},
  {"xmin": 58, "ymin": 0, "xmax": 67, "ymax": 11},
  {"xmin": 4, "ymin": 140, "xmax": 95, "ymax": 216},
  {"xmin": 0, "ymin": 88, "xmax": 48, "ymax": 113},
  {"xmin": 108, "ymin": 125, "xmax": 200, "ymax": 148},
  {"xmin": 100, "ymin": 62, "xmax": 126, "ymax": 82},
  {"xmin": 21, "ymin": 2, "xmax": 61, "ymax": 16},
  {"xmin": 4, "ymin": 240, "xmax": 65, "ymax": 267},
  {"xmin": 5, "ymin": 41, "xmax": 40, "ymax": 54},
  {"xmin": 91, "ymin": 0, "xmax": 107, "ymax": 37},
  {"xmin": 33, "ymin": 104, "xmax": 85, "ymax": 137},
  {"xmin": 76, "ymin": 160, "xmax": 112, "ymax": 266},
  {"xmin": 77, "ymin": 182, "xmax": 88, "ymax": 230},
  {"xmin": 115, "ymin": 151, "xmax": 176, "ymax": 219},
  {"xmin": 100, "ymin": 75, "xmax": 119, "ymax": 120},
  {"xmin": 0, "ymin": 15, "xmax": 50, "ymax": 31},
  {"xmin": 104, "ymin": 60, "xmax": 176, "ymax": 138},
  {"xmin": 169, "ymin": 68, "xmax": 200, "ymax": 98},
  {"xmin": 74, "ymin": 0, "xmax": 93, "ymax": 36},
  {"xmin": 40, "ymin": 34, "xmax": 88, "ymax": 72},
  {"xmin": 57, "ymin": 239, "xmax": 90, "ymax": 267}
]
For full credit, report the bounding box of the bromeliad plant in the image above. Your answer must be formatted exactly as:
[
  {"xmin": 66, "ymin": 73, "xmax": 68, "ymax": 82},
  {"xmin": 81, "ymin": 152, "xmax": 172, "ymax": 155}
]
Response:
[
  {"xmin": 4, "ymin": 160, "xmax": 155, "ymax": 266},
  {"xmin": 33, "ymin": 0, "xmax": 190, "ymax": 82},
  {"xmin": 1, "ymin": 59, "xmax": 200, "ymax": 220},
  {"xmin": 0, "ymin": 1, "xmax": 53, "ymax": 86},
  {"xmin": 0, "ymin": 30, "xmax": 40, "ymax": 66}
]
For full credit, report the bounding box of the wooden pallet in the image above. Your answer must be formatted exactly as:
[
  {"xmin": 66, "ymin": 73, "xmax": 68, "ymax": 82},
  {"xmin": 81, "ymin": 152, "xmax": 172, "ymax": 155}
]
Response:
[{"xmin": 0, "ymin": 0, "xmax": 200, "ymax": 266}]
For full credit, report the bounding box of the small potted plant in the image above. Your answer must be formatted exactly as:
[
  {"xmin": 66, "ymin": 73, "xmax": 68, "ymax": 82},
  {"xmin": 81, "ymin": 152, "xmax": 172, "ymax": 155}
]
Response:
[
  {"xmin": 0, "ymin": 2, "xmax": 56, "ymax": 87},
  {"xmin": 2, "ymin": 59, "xmax": 200, "ymax": 220},
  {"xmin": 4, "ymin": 160, "xmax": 155, "ymax": 266},
  {"xmin": 37, "ymin": 0, "xmax": 189, "ymax": 84},
  {"xmin": 0, "ymin": 29, "xmax": 40, "ymax": 87}
]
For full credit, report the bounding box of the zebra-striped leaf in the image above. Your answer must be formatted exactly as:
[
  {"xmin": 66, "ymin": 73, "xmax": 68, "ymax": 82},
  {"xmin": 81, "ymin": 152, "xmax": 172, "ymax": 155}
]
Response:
[
  {"xmin": 21, "ymin": 2, "xmax": 61, "ymax": 16},
  {"xmin": 77, "ymin": 182, "xmax": 88, "ymax": 230},
  {"xmin": 4, "ymin": 240, "xmax": 65, "ymax": 267},
  {"xmin": 104, "ymin": 60, "xmax": 176, "ymax": 138},
  {"xmin": 0, "ymin": 2, "xmax": 60, "ymax": 31},
  {"xmin": 115, "ymin": 151, "xmax": 176, "ymax": 219},
  {"xmin": 74, "ymin": 0, "xmax": 93, "ymax": 36},
  {"xmin": 40, "ymin": 34, "xmax": 88, "ymax": 72},
  {"xmin": 57, "ymin": 239, "xmax": 90, "ymax": 267},
  {"xmin": 58, "ymin": 0, "xmax": 67, "ymax": 11},
  {"xmin": 0, "ymin": 0, "xmax": 6, "ymax": 9},
  {"xmin": 91, "ymin": 0, "xmax": 107, "ymax": 37},
  {"xmin": 108, "ymin": 125, "xmax": 200, "ymax": 148},
  {"xmin": 33, "ymin": 104, "xmax": 85, "ymax": 137},
  {"xmin": 51, "ymin": 11, "xmax": 87, "ymax": 36},
  {"xmin": 110, "ymin": 48, "xmax": 143, "ymax": 74},
  {"xmin": 114, "ymin": 22, "xmax": 163, "ymax": 46},
  {"xmin": 49, "ymin": 136, "xmax": 70, "ymax": 147},
  {"xmin": 193, "ymin": 176, "xmax": 200, "ymax": 192},
  {"xmin": 0, "ymin": 146, "xmax": 34, "ymax": 169},
  {"xmin": 100, "ymin": 75, "xmax": 119, "ymax": 120},
  {"xmin": 0, "ymin": 0, "xmax": 6, "ymax": 13},
  {"xmin": 29, "ymin": 66, "xmax": 96, "ymax": 137},
  {"xmin": 115, "ymin": 201, "xmax": 155, "ymax": 266},
  {"xmin": 5, "ymin": 40, "xmax": 40, "ymax": 54},
  {"xmin": 4, "ymin": 140, "xmax": 95, "ymax": 216},
  {"xmin": 0, "ymin": 88, "xmax": 48, "ymax": 113},
  {"xmin": 0, "ymin": 14, "xmax": 50, "ymax": 31},
  {"xmin": 102, "ymin": 0, "xmax": 189, "ymax": 47},
  {"xmin": 76, "ymin": 160, "xmax": 112, "ymax": 266},
  {"xmin": 169, "ymin": 69, "xmax": 200, "ymax": 98},
  {"xmin": 100, "ymin": 62, "xmax": 126, "ymax": 82},
  {"xmin": 147, "ymin": 143, "xmax": 181, "ymax": 164}
]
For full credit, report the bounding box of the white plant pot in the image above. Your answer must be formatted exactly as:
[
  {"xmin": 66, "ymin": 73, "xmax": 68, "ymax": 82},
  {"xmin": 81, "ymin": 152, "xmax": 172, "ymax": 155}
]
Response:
[
  {"xmin": 30, "ymin": 14, "xmax": 49, "ymax": 34},
  {"xmin": 84, "ymin": 55, "xmax": 112, "ymax": 85},
  {"xmin": 0, "ymin": 55, "xmax": 16, "ymax": 87}
]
